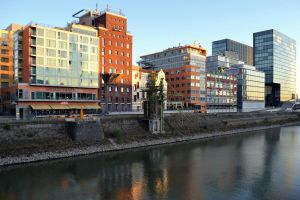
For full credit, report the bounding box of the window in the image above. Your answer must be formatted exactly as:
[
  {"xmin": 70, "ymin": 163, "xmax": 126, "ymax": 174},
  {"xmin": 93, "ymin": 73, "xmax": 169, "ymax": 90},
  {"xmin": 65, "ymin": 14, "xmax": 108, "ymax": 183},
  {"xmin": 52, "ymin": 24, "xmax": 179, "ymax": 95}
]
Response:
[
  {"xmin": 0, "ymin": 58, "xmax": 9, "ymax": 63},
  {"xmin": 46, "ymin": 39, "xmax": 56, "ymax": 48},
  {"xmin": 46, "ymin": 30, "xmax": 56, "ymax": 38},
  {"xmin": 0, "ymin": 66, "xmax": 9, "ymax": 71}
]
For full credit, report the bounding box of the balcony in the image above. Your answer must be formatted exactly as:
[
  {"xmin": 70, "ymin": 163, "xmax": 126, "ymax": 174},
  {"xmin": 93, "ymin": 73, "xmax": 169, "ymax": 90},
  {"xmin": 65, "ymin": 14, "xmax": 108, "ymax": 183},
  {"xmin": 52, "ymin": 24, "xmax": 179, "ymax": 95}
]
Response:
[
  {"xmin": 31, "ymin": 39, "xmax": 36, "ymax": 46},
  {"xmin": 31, "ymin": 29, "xmax": 37, "ymax": 36},
  {"xmin": 31, "ymin": 58, "xmax": 36, "ymax": 65},
  {"xmin": 31, "ymin": 48, "xmax": 36, "ymax": 55}
]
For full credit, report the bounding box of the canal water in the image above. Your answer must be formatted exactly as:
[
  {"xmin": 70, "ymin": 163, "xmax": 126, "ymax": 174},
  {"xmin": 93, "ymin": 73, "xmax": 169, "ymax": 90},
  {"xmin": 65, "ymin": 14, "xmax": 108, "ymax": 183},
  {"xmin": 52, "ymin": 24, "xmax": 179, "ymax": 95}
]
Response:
[{"xmin": 1, "ymin": 126, "xmax": 300, "ymax": 200}]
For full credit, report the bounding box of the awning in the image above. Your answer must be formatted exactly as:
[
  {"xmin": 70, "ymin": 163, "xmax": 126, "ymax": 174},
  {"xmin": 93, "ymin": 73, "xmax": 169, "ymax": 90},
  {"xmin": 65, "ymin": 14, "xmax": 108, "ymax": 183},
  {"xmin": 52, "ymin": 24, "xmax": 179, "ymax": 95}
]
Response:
[
  {"xmin": 84, "ymin": 104, "xmax": 101, "ymax": 109},
  {"xmin": 50, "ymin": 105, "xmax": 70, "ymax": 110},
  {"xmin": 68, "ymin": 104, "xmax": 85, "ymax": 109},
  {"xmin": 31, "ymin": 104, "xmax": 52, "ymax": 110}
]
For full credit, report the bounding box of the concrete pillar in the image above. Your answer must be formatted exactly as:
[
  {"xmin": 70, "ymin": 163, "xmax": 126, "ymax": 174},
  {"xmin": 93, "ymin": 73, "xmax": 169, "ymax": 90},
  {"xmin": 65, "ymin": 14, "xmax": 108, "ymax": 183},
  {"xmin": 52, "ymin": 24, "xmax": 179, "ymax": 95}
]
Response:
[{"xmin": 15, "ymin": 106, "xmax": 20, "ymax": 120}]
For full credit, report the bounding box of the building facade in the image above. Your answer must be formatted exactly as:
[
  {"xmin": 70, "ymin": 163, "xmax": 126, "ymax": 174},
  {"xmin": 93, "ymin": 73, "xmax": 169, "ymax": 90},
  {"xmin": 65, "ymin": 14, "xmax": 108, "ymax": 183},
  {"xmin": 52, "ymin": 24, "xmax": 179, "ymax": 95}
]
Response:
[
  {"xmin": 132, "ymin": 66, "xmax": 168, "ymax": 112},
  {"xmin": 212, "ymin": 39, "xmax": 253, "ymax": 65},
  {"xmin": 253, "ymin": 29, "xmax": 296, "ymax": 106},
  {"xmin": 0, "ymin": 24, "xmax": 24, "ymax": 114},
  {"xmin": 140, "ymin": 44, "xmax": 207, "ymax": 112},
  {"xmin": 226, "ymin": 64, "xmax": 265, "ymax": 112},
  {"xmin": 206, "ymin": 54, "xmax": 244, "ymax": 73},
  {"xmin": 206, "ymin": 73, "xmax": 237, "ymax": 113},
  {"xmin": 81, "ymin": 9, "xmax": 133, "ymax": 112},
  {"xmin": 132, "ymin": 65, "xmax": 147, "ymax": 112},
  {"xmin": 0, "ymin": 29, "xmax": 14, "ymax": 89},
  {"xmin": 6, "ymin": 23, "xmax": 100, "ymax": 119}
]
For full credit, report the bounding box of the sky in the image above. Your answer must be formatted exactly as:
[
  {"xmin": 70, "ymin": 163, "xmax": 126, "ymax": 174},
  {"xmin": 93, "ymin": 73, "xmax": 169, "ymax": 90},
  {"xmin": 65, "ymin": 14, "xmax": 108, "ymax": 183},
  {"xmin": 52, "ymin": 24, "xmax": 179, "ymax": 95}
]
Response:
[{"xmin": 1, "ymin": 0, "xmax": 299, "ymax": 95}]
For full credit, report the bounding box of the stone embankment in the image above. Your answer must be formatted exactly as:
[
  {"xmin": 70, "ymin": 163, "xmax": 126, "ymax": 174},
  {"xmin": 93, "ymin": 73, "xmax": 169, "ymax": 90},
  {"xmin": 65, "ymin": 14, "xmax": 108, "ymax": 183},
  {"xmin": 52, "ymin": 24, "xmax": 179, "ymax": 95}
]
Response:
[{"xmin": 0, "ymin": 112, "xmax": 300, "ymax": 166}]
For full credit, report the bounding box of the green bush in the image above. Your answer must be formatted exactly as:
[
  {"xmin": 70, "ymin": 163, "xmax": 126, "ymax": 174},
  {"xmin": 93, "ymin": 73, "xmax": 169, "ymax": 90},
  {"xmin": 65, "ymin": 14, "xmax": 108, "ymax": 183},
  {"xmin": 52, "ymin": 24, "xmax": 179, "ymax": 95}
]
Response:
[{"xmin": 3, "ymin": 124, "xmax": 11, "ymax": 130}]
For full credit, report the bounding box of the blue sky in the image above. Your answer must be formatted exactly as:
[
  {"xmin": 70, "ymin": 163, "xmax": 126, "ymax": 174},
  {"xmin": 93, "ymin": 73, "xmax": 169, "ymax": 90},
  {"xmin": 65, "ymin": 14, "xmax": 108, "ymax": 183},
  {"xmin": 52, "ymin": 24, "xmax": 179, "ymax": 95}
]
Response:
[{"xmin": 1, "ymin": 0, "xmax": 299, "ymax": 94}]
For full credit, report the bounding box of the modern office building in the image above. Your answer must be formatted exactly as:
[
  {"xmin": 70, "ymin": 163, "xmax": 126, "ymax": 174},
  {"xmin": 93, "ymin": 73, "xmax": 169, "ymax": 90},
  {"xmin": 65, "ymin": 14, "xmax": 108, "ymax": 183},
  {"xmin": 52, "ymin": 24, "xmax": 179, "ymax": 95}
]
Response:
[
  {"xmin": 4, "ymin": 23, "xmax": 100, "ymax": 119},
  {"xmin": 206, "ymin": 54, "xmax": 244, "ymax": 73},
  {"xmin": 206, "ymin": 73, "xmax": 237, "ymax": 113},
  {"xmin": 226, "ymin": 64, "xmax": 265, "ymax": 112},
  {"xmin": 212, "ymin": 39, "xmax": 253, "ymax": 65},
  {"xmin": 140, "ymin": 44, "xmax": 207, "ymax": 112},
  {"xmin": 253, "ymin": 29, "xmax": 296, "ymax": 106},
  {"xmin": 75, "ymin": 8, "xmax": 133, "ymax": 112}
]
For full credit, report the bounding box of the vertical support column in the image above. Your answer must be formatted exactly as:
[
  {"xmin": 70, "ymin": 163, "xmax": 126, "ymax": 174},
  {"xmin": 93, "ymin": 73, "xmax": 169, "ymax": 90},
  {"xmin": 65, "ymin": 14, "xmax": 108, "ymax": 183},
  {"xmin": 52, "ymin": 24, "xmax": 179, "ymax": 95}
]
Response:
[{"xmin": 15, "ymin": 105, "xmax": 20, "ymax": 120}]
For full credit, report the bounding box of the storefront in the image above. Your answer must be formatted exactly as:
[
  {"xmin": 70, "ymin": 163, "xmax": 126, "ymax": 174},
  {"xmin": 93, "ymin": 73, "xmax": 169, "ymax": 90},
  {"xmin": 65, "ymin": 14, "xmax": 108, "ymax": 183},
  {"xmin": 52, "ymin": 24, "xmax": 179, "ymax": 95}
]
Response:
[{"xmin": 16, "ymin": 103, "xmax": 101, "ymax": 119}]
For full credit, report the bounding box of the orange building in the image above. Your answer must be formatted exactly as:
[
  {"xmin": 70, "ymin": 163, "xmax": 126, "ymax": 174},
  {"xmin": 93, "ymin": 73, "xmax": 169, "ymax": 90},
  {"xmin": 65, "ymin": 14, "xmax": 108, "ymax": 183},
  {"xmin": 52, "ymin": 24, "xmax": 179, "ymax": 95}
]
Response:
[
  {"xmin": 0, "ymin": 29, "xmax": 14, "ymax": 114},
  {"xmin": 140, "ymin": 44, "xmax": 207, "ymax": 112},
  {"xmin": 1, "ymin": 23, "xmax": 100, "ymax": 119},
  {"xmin": 75, "ymin": 8, "xmax": 133, "ymax": 112}
]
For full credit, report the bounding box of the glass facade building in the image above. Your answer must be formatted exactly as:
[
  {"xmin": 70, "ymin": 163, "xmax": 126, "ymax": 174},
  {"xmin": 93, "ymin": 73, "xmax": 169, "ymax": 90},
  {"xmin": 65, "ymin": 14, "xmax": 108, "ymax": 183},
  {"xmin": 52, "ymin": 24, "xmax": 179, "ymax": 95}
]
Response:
[
  {"xmin": 212, "ymin": 39, "xmax": 253, "ymax": 65},
  {"xmin": 28, "ymin": 24, "xmax": 99, "ymax": 88},
  {"xmin": 254, "ymin": 29, "xmax": 296, "ymax": 106},
  {"xmin": 226, "ymin": 64, "xmax": 265, "ymax": 112},
  {"xmin": 206, "ymin": 73, "xmax": 237, "ymax": 113},
  {"xmin": 206, "ymin": 54, "xmax": 244, "ymax": 73}
]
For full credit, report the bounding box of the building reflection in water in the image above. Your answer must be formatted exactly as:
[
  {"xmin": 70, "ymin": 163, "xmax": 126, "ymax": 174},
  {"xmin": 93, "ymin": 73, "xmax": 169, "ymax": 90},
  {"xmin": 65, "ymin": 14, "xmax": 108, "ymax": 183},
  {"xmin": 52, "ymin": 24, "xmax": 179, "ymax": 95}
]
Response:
[{"xmin": 0, "ymin": 126, "xmax": 300, "ymax": 200}]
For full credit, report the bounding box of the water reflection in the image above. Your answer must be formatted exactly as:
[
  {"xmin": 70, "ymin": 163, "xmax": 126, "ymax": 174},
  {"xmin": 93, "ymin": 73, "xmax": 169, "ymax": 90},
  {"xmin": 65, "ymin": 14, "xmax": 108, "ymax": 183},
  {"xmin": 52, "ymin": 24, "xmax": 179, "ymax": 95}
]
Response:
[{"xmin": 0, "ymin": 126, "xmax": 300, "ymax": 200}]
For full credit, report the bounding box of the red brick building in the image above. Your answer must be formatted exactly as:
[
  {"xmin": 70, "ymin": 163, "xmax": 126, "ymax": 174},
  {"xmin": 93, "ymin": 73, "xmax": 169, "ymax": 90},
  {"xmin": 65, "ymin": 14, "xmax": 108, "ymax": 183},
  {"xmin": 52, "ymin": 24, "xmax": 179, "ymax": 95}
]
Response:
[
  {"xmin": 76, "ymin": 8, "xmax": 133, "ymax": 112},
  {"xmin": 140, "ymin": 45, "xmax": 207, "ymax": 112}
]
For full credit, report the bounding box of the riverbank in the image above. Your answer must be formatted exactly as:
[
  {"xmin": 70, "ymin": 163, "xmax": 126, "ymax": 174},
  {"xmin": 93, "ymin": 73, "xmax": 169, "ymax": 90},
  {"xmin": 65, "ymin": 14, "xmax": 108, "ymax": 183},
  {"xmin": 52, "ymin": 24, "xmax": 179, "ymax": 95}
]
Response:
[{"xmin": 1, "ymin": 118, "xmax": 300, "ymax": 167}]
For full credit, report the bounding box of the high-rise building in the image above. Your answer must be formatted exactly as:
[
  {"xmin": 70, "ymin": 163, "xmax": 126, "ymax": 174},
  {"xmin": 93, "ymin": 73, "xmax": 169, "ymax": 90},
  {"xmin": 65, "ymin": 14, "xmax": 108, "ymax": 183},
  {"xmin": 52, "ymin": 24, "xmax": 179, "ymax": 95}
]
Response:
[
  {"xmin": 212, "ymin": 39, "xmax": 253, "ymax": 65},
  {"xmin": 4, "ymin": 23, "xmax": 100, "ymax": 119},
  {"xmin": 253, "ymin": 29, "xmax": 296, "ymax": 106},
  {"xmin": 140, "ymin": 44, "xmax": 207, "ymax": 112},
  {"xmin": 226, "ymin": 64, "xmax": 265, "ymax": 112},
  {"xmin": 76, "ymin": 8, "xmax": 133, "ymax": 112},
  {"xmin": 73, "ymin": 8, "xmax": 132, "ymax": 112}
]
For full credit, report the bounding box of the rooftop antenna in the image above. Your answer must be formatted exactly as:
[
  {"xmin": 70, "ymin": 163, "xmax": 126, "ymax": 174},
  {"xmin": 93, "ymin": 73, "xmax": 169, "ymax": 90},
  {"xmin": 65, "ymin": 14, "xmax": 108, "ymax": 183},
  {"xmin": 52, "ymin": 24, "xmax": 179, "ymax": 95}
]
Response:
[
  {"xmin": 106, "ymin": 4, "xmax": 110, "ymax": 12},
  {"xmin": 96, "ymin": 3, "xmax": 98, "ymax": 12}
]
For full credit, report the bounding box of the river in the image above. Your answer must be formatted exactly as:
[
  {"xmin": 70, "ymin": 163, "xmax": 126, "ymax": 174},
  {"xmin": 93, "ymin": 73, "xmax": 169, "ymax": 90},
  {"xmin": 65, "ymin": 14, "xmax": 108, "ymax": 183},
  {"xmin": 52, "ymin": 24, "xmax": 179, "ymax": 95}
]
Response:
[{"xmin": 0, "ymin": 126, "xmax": 300, "ymax": 200}]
